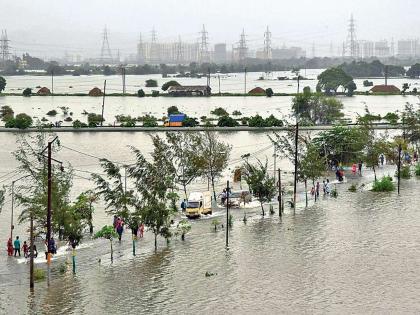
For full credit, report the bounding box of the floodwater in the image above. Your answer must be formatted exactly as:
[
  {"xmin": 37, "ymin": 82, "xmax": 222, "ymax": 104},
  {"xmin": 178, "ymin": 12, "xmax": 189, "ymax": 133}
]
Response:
[{"xmin": 0, "ymin": 130, "xmax": 420, "ymax": 313}]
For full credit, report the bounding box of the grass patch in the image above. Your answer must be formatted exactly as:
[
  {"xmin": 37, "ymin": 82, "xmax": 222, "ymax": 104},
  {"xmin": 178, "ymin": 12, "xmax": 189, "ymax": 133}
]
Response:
[
  {"xmin": 372, "ymin": 176, "xmax": 395, "ymax": 192},
  {"xmin": 415, "ymin": 164, "xmax": 420, "ymax": 176},
  {"xmin": 34, "ymin": 268, "xmax": 46, "ymax": 281}
]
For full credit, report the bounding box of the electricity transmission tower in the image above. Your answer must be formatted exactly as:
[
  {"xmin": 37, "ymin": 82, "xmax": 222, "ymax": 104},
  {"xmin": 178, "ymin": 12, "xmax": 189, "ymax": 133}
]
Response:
[
  {"xmin": 345, "ymin": 14, "xmax": 358, "ymax": 58},
  {"xmin": 199, "ymin": 25, "xmax": 209, "ymax": 63},
  {"xmin": 238, "ymin": 29, "xmax": 248, "ymax": 62},
  {"xmin": 263, "ymin": 26, "xmax": 272, "ymax": 60},
  {"xmin": 176, "ymin": 35, "xmax": 184, "ymax": 63},
  {"xmin": 149, "ymin": 27, "xmax": 159, "ymax": 64},
  {"xmin": 100, "ymin": 26, "xmax": 113, "ymax": 64},
  {"xmin": 1, "ymin": 30, "xmax": 11, "ymax": 66},
  {"xmin": 137, "ymin": 33, "xmax": 146, "ymax": 63}
]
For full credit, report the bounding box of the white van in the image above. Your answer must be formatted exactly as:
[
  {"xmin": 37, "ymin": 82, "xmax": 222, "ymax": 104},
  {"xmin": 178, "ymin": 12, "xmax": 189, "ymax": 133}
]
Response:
[{"xmin": 186, "ymin": 191, "xmax": 212, "ymax": 218}]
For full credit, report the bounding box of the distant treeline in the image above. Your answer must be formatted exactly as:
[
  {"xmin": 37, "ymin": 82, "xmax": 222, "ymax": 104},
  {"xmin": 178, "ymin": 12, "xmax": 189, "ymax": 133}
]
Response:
[{"xmin": 2, "ymin": 53, "xmax": 420, "ymax": 78}]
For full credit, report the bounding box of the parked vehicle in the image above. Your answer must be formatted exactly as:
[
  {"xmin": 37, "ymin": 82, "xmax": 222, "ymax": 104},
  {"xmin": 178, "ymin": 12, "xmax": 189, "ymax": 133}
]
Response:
[
  {"xmin": 186, "ymin": 191, "xmax": 212, "ymax": 218},
  {"xmin": 218, "ymin": 190, "xmax": 252, "ymax": 207}
]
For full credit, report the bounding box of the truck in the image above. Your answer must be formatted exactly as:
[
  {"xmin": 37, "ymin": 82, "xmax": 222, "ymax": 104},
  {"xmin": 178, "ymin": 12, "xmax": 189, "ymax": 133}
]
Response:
[
  {"xmin": 164, "ymin": 114, "xmax": 186, "ymax": 127},
  {"xmin": 186, "ymin": 191, "xmax": 212, "ymax": 218}
]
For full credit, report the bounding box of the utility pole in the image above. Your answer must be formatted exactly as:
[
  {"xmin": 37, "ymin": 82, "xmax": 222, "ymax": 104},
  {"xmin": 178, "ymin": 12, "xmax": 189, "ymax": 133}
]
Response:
[
  {"xmin": 397, "ymin": 143, "xmax": 402, "ymax": 195},
  {"xmin": 29, "ymin": 213, "xmax": 34, "ymax": 289},
  {"xmin": 263, "ymin": 26, "xmax": 272, "ymax": 60},
  {"xmin": 10, "ymin": 181, "xmax": 14, "ymax": 240},
  {"xmin": 293, "ymin": 75, "xmax": 300, "ymax": 211},
  {"xmin": 218, "ymin": 74, "xmax": 221, "ymax": 95},
  {"xmin": 101, "ymin": 80, "xmax": 106, "ymax": 126},
  {"xmin": 244, "ymin": 67, "xmax": 247, "ymax": 95},
  {"xmin": 273, "ymin": 145, "xmax": 277, "ymax": 183},
  {"xmin": 226, "ymin": 180, "xmax": 230, "ymax": 247},
  {"xmin": 51, "ymin": 70, "xmax": 54, "ymax": 95},
  {"xmin": 278, "ymin": 169, "xmax": 282, "ymax": 217},
  {"xmin": 121, "ymin": 67, "xmax": 126, "ymax": 95},
  {"xmin": 46, "ymin": 141, "xmax": 52, "ymax": 286}
]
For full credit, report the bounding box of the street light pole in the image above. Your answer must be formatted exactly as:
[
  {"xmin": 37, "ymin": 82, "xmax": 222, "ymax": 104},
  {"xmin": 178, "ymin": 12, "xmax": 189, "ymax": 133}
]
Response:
[
  {"xmin": 226, "ymin": 180, "xmax": 230, "ymax": 247},
  {"xmin": 10, "ymin": 181, "xmax": 14, "ymax": 240}
]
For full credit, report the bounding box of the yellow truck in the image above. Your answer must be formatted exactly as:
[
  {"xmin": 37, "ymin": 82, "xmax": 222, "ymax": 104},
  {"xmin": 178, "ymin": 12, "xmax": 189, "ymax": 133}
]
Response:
[{"xmin": 186, "ymin": 192, "xmax": 212, "ymax": 218}]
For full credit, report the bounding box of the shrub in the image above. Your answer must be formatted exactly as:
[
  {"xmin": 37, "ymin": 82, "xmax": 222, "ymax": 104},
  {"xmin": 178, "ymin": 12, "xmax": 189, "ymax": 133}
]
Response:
[
  {"xmin": 46, "ymin": 110, "xmax": 58, "ymax": 116},
  {"xmin": 248, "ymin": 114, "xmax": 266, "ymax": 127},
  {"xmin": 64, "ymin": 117, "xmax": 73, "ymax": 122},
  {"xmin": 217, "ymin": 116, "xmax": 239, "ymax": 127},
  {"xmin": 232, "ymin": 110, "xmax": 242, "ymax": 116},
  {"xmin": 151, "ymin": 90, "xmax": 160, "ymax": 97},
  {"xmin": 145, "ymin": 79, "xmax": 158, "ymax": 87},
  {"xmin": 34, "ymin": 268, "xmax": 46, "ymax": 282},
  {"xmin": 372, "ymin": 176, "xmax": 395, "ymax": 192},
  {"xmin": 348, "ymin": 184, "xmax": 357, "ymax": 192},
  {"xmin": 137, "ymin": 89, "xmax": 145, "ymax": 97},
  {"xmin": 401, "ymin": 166, "xmax": 411, "ymax": 179},
  {"xmin": 72, "ymin": 120, "xmax": 87, "ymax": 128},
  {"xmin": 211, "ymin": 107, "xmax": 228, "ymax": 116},
  {"xmin": 87, "ymin": 113, "xmax": 104, "ymax": 126},
  {"xmin": 22, "ymin": 88, "xmax": 32, "ymax": 97},
  {"xmin": 162, "ymin": 80, "xmax": 181, "ymax": 91},
  {"xmin": 142, "ymin": 115, "xmax": 158, "ymax": 127},
  {"xmin": 265, "ymin": 114, "xmax": 283, "ymax": 127},
  {"xmin": 167, "ymin": 106, "xmax": 179, "ymax": 116},
  {"xmin": 415, "ymin": 164, "xmax": 420, "ymax": 176},
  {"xmin": 183, "ymin": 117, "xmax": 198, "ymax": 127},
  {"xmin": 265, "ymin": 88, "xmax": 274, "ymax": 97},
  {"xmin": 0, "ymin": 105, "xmax": 14, "ymax": 122},
  {"xmin": 8, "ymin": 113, "xmax": 33, "ymax": 129}
]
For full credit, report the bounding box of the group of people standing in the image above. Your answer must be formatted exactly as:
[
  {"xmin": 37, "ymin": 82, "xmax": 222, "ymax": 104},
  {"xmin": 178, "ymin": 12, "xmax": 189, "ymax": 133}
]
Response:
[
  {"xmin": 113, "ymin": 216, "xmax": 145, "ymax": 242},
  {"xmin": 7, "ymin": 236, "xmax": 38, "ymax": 258},
  {"xmin": 310, "ymin": 180, "xmax": 332, "ymax": 198}
]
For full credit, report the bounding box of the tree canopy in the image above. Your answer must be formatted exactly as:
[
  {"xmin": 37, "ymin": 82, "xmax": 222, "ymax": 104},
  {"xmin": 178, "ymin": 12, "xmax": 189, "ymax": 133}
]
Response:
[{"xmin": 316, "ymin": 67, "xmax": 355, "ymax": 95}]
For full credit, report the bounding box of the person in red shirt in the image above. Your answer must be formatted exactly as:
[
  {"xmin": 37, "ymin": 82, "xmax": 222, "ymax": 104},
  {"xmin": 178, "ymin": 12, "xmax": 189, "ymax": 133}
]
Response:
[
  {"xmin": 23, "ymin": 241, "xmax": 29, "ymax": 258},
  {"xmin": 7, "ymin": 238, "xmax": 13, "ymax": 256}
]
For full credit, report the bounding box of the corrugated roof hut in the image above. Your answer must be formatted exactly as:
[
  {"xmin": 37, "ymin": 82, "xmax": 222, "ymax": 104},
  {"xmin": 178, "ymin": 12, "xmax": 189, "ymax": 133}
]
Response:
[
  {"xmin": 248, "ymin": 87, "xmax": 266, "ymax": 95},
  {"xmin": 89, "ymin": 87, "xmax": 103, "ymax": 96},
  {"xmin": 370, "ymin": 85, "xmax": 400, "ymax": 94},
  {"xmin": 37, "ymin": 87, "xmax": 51, "ymax": 96}
]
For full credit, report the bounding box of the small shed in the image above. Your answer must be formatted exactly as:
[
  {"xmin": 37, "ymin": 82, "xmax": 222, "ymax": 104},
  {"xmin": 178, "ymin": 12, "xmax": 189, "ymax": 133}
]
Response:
[
  {"xmin": 165, "ymin": 114, "xmax": 186, "ymax": 127},
  {"xmin": 89, "ymin": 87, "xmax": 103, "ymax": 96},
  {"xmin": 248, "ymin": 87, "xmax": 266, "ymax": 95},
  {"xmin": 370, "ymin": 85, "xmax": 400, "ymax": 94},
  {"xmin": 168, "ymin": 85, "xmax": 211, "ymax": 96},
  {"xmin": 37, "ymin": 87, "xmax": 51, "ymax": 96}
]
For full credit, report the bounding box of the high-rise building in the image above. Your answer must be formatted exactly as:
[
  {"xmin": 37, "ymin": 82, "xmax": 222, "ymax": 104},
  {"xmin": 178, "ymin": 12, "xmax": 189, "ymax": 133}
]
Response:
[
  {"xmin": 374, "ymin": 40, "xmax": 390, "ymax": 57},
  {"xmin": 397, "ymin": 39, "xmax": 419, "ymax": 58},
  {"xmin": 214, "ymin": 43, "xmax": 227, "ymax": 63}
]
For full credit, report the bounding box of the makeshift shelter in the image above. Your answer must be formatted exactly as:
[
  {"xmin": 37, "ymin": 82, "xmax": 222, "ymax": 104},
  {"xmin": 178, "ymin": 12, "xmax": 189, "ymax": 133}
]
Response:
[
  {"xmin": 89, "ymin": 87, "xmax": 103, "ymax": 96},
  {"xmin": 37, "ymin": 87, "xmax": 51, "ymax": 96}
]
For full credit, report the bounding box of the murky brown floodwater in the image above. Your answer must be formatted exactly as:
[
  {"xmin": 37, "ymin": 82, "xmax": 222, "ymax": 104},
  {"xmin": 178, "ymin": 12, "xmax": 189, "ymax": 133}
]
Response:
[{"xmin": 0, "ymin": 133, "xmax": 419, "ymax": 314}]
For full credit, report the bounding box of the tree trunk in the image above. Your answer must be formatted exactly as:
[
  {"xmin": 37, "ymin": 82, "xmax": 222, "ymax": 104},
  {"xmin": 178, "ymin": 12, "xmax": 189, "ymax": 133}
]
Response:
[
  {"xmin": 183, "ymin": 184, "xmax": 188, "ymax": 200},
  {"xmin": 211, "ymin": 176, "xmax": 216, "ymax": 202},
  {"xmin": 110, "ymin": 240, "xmax": 113, "ymax": 263},
  {"xmin": 261, "ymin": 202, "xmax": 265, "ymax": 216},
  {"xmin": 313, "ymin": 179, "xmax": 316, "ymax": 202},
  {"xmin": 154, "ymin": 233, "xmax": 157, "ymax": 251},
  {"xmin": 373, "ymin": 165, "xmax": 377, "ymax": 181},
  {"xmin": 305, "ymin": 179, "xmax": 308, "ymax": 208}
]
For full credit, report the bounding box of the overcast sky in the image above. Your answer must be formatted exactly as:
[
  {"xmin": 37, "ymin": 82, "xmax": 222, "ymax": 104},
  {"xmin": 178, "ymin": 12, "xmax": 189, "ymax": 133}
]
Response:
[{"xmin": 2, "ymin": 0, "xmax": 420, "ymax": 59}]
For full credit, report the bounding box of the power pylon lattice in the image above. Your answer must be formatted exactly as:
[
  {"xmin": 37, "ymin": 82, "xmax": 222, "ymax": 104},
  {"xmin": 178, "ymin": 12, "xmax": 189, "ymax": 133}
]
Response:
[
  {"xmin": 238, "ymin": 29, "xmax": 248, "ymax": 61},
  {"xmin": 100, "ymin": 26, "xmax": 113, "ymax": 64},
  {"xmin": 263, "ymin": 26, "xmax": 272, "ymax": 60},
  {"xmin": 176, "ymin": 35, "xmax": 184, "ymax": 63},
  {"xmin": 199, "ymin": 25, "xmax": 209, "ymax": 63},
  {"xmin": 345, "ymin": 14, "xmax": 358, "ymax": 58},
  {"xmin": 1, "ymin": 30, "xmax": 11, "ymax": 64},
  {"xmin": 149, "ymin": 27, "xmax": 159, "ymax": 64}
]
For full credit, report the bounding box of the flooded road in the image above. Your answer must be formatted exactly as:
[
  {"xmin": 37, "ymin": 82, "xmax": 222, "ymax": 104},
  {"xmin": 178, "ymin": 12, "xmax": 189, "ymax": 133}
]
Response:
[{"xmin": 0, "ymin": 169, "xmax": 419, "ymax": 313}]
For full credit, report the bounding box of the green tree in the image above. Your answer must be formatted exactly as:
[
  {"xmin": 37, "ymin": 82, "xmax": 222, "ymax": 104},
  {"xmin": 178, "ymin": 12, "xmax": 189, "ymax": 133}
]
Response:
[
  {"xmin": 217, "ymin": 116, "xmax": 239, "ymax": 127},
  {"xmin": 406, "ymin": 63, "xmax": 420, "ymax": 78},
  {"xmin": 167, "ymin": 106, "xmax": 180, "ymax": 116},
  {"xmin": 183, "ymin": 116, "xmax": 198, "ymax": 127},
  {"xmin": 142, "ymin": 115, "xmax": 158, "ymax": 127},
  {"xmin": 22, "ymin": 88, "xmax": 32, "ymax": 97},
  {"xmin": 13, "ymin": 133, "xmax": 80, "ymax": 241},
  {"xmin": 402, "ymin": 83, "xmax": 409, "ymax": 94},
  {"xmin": 87, "ymin": 113, "xmax": 104, "ymax": 127},
  {"xmin": 0, "ymin": 76, "xmax": 6, "ymax": 93},
  {"xmin": 242, "ymin": 159, "xmax": 276, "ymax": 216},
  {"xmin": 265, "ymin": 88, "xmax": 274, "ymax": 97},
  {"xmin": 248, "ymin": 114, "xmax": 267, "ymax": 127},
  {"xmin": 72, "ymin": 190, "xmax": 97, "ymax": 234},
  {"xmin": 196, "ymin": 131, "xmax": 231, "ymax": 200},
  {"xmin": 292, "ymin": 94, "xmax": 344, "ymax": 125},
  {"xmin": 94, "ymin": 226, "xmax": 118, "ymax": 262},
  {"xmin": 6, "ymin": 113, "xmax": 33, "ymax": 129},
  {"xmin": 0, "ymin": 105, "xmax": 14, "ymax": 122},
  {"xmin": 345, "ymin": 81, "xmax": 357, "ymax": 96},
  {"xmin": 177, "ymin": 219, "xmax": 192, "ymax": 240},
  {"xmin": 317, "ymin": 67, "xmax": 354, "ymax": 95},
  {"xmin": 211, "ymin": 107, "xmax": 229, "ymax": 117},
  {"xmin": 145, "ymin": 79, "xmax": 158, "ymax": 87},
  {"xmin": 137, "ymin": 89, "xmax": 145, "ymax": 97},
  {"xmin": 162, "ymin": 80, "xmax": 181, "ymax": 91}
]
